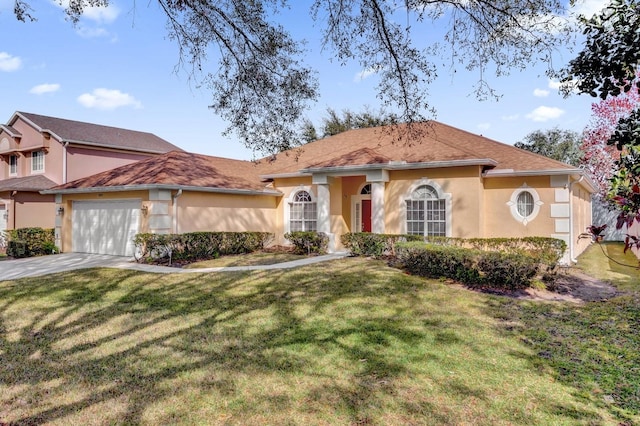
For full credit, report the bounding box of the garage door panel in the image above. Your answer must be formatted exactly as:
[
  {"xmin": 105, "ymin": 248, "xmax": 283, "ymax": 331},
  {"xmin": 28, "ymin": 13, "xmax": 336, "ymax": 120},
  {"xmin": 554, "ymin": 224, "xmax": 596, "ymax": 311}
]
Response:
[{"xmin": 72, "ymin": 200, "xmax": 141, "ymax": 256}]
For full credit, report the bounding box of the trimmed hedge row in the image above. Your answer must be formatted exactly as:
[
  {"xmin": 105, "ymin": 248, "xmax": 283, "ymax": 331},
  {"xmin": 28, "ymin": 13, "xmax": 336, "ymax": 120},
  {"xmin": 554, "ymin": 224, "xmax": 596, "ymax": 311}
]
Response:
[
  {"xmin": 341, "ymin": 232, "xmax": 566, "ymax": 271},
  {"xmin": 6, "ymin": 228, "xmax": 57, "ymax": 258},
  {"xmin": 397, "ymin": 241, "xmax": 540, "ymax": 290},
  {"xmin": 340, "ymin": 233, "xmax": 423, "ymax": 257},
  {"xmin": 284, "ymin": 231, "xmax": 329, "ymax": 255},
  {"xmin": 133, "ymin": 231, "xmax": 274, "ymax": 264}
]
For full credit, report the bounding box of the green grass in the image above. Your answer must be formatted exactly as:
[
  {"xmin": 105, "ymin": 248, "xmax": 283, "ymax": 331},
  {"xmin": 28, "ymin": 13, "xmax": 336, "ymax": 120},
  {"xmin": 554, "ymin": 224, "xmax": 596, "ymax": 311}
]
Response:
[
  {"xmin": 0, "ymin": 248, "xmax": 637, "ymax": 425},
  {"xmin": 184, "ymin": 251, "xmax": 307, "ymax": 268},
  {"xmin": 574, "ymin": 242, "xmax": 640, "ymax": 292}
]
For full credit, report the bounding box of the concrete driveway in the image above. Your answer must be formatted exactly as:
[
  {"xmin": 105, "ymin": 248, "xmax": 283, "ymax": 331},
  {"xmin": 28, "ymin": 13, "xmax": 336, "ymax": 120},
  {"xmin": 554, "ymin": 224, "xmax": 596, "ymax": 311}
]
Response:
[
  {"xmin": 0, "ymin": 253, "xmax": 135, "ymax": 281},
  {"xmin": 0, "ymin": 252, "xmax": 349, "ymax": 281}
]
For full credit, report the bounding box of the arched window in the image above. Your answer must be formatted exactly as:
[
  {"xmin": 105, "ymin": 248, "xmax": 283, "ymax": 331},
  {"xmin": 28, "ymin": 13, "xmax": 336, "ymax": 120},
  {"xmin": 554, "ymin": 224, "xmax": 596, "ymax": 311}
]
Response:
[
  {"xmin": 360, "ymin": 184, "xmax": 371, "ymax": 195},
  {"xmin": 290, "ymin": 190, "xmax": 317, "ymax": 232},
  {"xmin": 406, "ymin": 185, "xmax": 446, "ymax": 236}
]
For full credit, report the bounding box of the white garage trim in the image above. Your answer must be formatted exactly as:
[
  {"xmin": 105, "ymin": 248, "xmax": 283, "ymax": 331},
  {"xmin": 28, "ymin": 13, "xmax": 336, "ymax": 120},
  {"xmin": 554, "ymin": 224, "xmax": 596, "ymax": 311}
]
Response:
[{"xmin": 72, "ymin": 199, "xmax": 141, "ymax": 256}]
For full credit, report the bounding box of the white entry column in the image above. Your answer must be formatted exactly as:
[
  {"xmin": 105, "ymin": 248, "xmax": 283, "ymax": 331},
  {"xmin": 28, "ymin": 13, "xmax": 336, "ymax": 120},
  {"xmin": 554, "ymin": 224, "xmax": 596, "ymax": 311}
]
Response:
[
  {"xmin": 312, "ymin": 174, "xmax": 334, "ymax": 252},
  {"xmin": 367, "ymin": 170, "xmax": 389, "ymax": 234}
]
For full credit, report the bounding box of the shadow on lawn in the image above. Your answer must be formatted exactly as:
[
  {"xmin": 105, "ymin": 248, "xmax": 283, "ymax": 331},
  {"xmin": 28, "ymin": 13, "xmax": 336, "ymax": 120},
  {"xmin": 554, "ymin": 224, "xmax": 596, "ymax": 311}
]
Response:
[
  {"xmin": 1, "ymin": 258, "xmax": 618, "ymax": 424},
  {"xmin": 0, "ymin": 260, "xmax": 446, "ymax": 424},
  {"xmin": 482, "ymin": 295, "xmax": 640, "ymax": 425}
]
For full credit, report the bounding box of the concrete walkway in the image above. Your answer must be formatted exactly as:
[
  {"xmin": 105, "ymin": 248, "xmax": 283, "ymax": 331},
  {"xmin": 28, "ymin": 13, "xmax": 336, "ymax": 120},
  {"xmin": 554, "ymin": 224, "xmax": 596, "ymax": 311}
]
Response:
[{"xmin": 0, "ymin": 252, "xmax": 350, "ymax": 281}]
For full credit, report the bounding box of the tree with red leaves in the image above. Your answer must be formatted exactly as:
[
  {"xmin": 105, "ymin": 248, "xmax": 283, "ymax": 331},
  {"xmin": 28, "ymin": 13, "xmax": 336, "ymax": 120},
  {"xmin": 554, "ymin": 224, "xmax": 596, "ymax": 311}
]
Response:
[{"xmin": 581, "ymin": 80, "xmax": 640, "ymax": 198}]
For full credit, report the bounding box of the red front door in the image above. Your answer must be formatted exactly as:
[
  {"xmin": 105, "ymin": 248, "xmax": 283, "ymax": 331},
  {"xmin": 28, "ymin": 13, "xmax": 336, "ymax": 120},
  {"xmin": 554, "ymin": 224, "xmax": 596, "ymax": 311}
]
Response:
[{"xmin": 362, "ymin": 200, "xmax": 372, "ymax": 232}]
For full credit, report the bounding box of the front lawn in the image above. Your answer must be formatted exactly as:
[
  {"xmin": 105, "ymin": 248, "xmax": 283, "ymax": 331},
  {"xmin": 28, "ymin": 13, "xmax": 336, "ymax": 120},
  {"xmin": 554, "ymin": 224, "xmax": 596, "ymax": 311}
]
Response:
[{"xmin": 0, "ymin": 247, "xmax": 637, "ymax": 424}]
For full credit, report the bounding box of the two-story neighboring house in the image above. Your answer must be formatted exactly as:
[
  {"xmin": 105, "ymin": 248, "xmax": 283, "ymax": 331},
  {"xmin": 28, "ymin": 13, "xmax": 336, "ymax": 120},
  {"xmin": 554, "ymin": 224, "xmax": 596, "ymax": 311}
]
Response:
[{"xmin": 0, "ymin": 111, "xmax": 182, "ymax": 235}]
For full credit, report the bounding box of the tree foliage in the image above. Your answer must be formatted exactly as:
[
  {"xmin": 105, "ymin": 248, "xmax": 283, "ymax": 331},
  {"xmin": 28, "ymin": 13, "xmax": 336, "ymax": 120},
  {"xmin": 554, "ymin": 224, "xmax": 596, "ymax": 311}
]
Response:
[
  {"xmin": 514, "ymin": 128, "xmax": 583, "ymax": 167},
  {"xmin": 319, "ymin": 107, "xmax": 398, "ymax": 138},
  {"xmin": 581, "ymin": 81, "xmax": 640, "ymax": 197},
  {"xmin": 16, "ymin": 0, "xmax": 575, "ymax": 154},
  {"xmin": 563, "ymin": 0, "xmax": 640, "ymax": 250}
]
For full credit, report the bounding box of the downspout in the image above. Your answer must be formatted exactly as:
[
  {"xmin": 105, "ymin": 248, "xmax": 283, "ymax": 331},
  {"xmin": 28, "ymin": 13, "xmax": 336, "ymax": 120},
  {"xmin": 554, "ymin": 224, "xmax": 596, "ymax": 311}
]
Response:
[
  {"xmin": 568, "ymin": 175, "xmax": 585, "ymax": 263},
  {"xmin": 62, "ymin": 141, "xmax": 69, "ymax": 183},
  {"xmin": 10, "ymin": 191, "xmax": 16, "ymax": 229},
  {"xmin": 172, "ymin": 189, "xmax": 183, "ymax": 234}
]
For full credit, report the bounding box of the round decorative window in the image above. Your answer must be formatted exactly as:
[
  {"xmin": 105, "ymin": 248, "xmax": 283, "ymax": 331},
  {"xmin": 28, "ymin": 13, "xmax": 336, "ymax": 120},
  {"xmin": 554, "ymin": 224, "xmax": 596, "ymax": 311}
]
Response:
[{"xmin": 507, "ymin": 184, "xmax": 542, "ymax": 225}]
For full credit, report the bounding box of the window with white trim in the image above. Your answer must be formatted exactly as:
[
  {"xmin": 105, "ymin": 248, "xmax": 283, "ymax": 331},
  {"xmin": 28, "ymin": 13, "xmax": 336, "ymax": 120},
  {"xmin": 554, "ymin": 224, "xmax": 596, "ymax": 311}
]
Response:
[
  {"xmin": 290, "ymin": 190, "xmax": 317, "ymax": 232},
  {"xmin": 31, "ymin": 150, "xmax": 44, "ymax": 173},
  {"xmin": 517, "ymin": 191, "xmax": 534, "ymax": 217},
  {"xmin": 406, "ymin": 185, "xmax": 446, "ymax": 237},
  {"xmin": 9, "ymin": 155, "xmax": 18, "ymax": 175},
  {"xmin": 507, "ymin": 184, "xmax": 543, "ymax": 225}
]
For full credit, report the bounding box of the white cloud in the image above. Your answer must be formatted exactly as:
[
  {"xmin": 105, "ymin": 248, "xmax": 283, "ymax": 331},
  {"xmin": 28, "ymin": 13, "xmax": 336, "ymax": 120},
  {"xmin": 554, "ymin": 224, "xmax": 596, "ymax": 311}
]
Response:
[
  {"xmin": 0, "ymin": 52, "xmax": 22, "ymax": 72},
  {"xmin": 55, "ymin": 1, "xmax": 120, "ymax": 24},
  {"xmin": 77, "ymin": 26, "xmax": 110, "ymax": 38},
  {"xmin": 533, "ymin": 88, "xmax": 549, "ymax": 97},
  {"xmin": 354, "ymin": 68, "xmax": 377, "ymax": 82},
  {"xmin": 77, "ymin": 88, "xmax": 142, "ymax": 110},
  {"xmin": 526, "ymin": 106, "xmax": 565, "ymax": 122},
  {"xmin": 477, "ymin": 122, "xmax": 491, "ymax": 131},
  {"xmin": 30, "ymin": 83, "xmax": 61, "ymax": 95},
  {"xmin": 501, "ymin": 114, "xmax": 519, "ymax": 121},
  {"xmin": 82, "ymin": 4, "xmax": 120, "ymax": 23},
  {"xmin": 548, "ymin": 79, "xmax": 562, "ymax": 90},
  {"xmin": 571, "ymin": 0, "xmax": 609, "ymax": 19}
]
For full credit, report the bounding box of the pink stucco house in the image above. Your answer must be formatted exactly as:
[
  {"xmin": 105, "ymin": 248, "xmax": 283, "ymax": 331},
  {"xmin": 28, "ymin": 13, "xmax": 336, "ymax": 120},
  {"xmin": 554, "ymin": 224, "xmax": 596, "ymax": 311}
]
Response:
[
  {"xmin": 0, "ymin": 112, "xmax": 182, "ymax": 235},
  {"xmin": 44, "ymin": 122, "xmax": 596, "ymax": 263}
]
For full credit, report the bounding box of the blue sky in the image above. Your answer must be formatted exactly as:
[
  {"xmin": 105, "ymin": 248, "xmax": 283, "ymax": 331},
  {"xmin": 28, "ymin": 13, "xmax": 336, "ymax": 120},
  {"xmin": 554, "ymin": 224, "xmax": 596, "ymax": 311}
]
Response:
[{"xmin": 0, "ymin": 0, "xmax": 609, "ymax": 160}]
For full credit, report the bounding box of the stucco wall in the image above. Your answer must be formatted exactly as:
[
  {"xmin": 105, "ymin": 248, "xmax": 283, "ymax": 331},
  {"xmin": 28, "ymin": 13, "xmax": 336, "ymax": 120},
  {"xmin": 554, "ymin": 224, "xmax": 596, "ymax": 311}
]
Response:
[
  {"xmin": 66, "ymin": 146, "xmax": 153, "ymax": 182},
  {"xmin": 177, "ymin": 191, "xmax": 278, "ymax": 234},
  {"xmin": 572, "ymin": 182, "xmax": 593, "ymax": 259},
  {"xmin": 483, "ymin": 176, "xmax": 556, "ymax": 238},
  {"xmin": 0, "ymin": 192, "xmax": 55, "ymax": 230},
  {"xmin": 386, "ymin": 167, "xmax": 483, "ymax": 237}
]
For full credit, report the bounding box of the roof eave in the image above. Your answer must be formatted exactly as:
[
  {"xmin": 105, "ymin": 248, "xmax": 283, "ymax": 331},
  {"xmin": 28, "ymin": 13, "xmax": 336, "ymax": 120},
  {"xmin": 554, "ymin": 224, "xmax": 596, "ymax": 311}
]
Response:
[
  {"xmin": 483, "ymin": 168, "xmax": 598, "ymax": 193},
  {"xmin": 64, "ymin": 139, "xmax": 173, "ymax": 155},
  {"xmin": 262, "ymin": 158, "xmax": 498, "ymax": 179},
  {"xmin": 42, "ymin": 184, "xmax": 282, "ymax": 197}
]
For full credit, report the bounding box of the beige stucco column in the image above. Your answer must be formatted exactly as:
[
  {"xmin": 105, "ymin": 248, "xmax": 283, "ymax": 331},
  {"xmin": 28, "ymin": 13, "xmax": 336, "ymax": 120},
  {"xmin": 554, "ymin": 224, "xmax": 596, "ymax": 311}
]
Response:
[
  {"xmin": 312, "ymin": 174, "xmax": 334, "ymax": 252},
  {"xmin": 366, "ymin": 169, "xmax": 389, "ymax": 234}
]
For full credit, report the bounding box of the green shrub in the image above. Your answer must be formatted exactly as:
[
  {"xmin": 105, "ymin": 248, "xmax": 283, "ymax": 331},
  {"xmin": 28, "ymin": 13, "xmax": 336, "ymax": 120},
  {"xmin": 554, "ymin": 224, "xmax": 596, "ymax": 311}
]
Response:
[
  {"xmin": 341, "ymin": 233, "xmax": 422, "ymax": 256},
  {"xmin": 7, "ymin": 240, "xmax": 27, "ymax": 258},
  {"xmin": 396, "ymin": 241, "xmax": 481, "ymax": 285},
  {"xmin": 284, "ymin": 231, "xmax": 329, "ymax": 255},
  {"xmin": 477, "ymin": 251, "xmax": 539, "ymax": 290},
  {"xmin": 6, "ymin": 228, "xmax": 56, "ymax": 257},
  {"xmin": 133, "ymin": 231, "xmax": 274, "ymax": 264}
]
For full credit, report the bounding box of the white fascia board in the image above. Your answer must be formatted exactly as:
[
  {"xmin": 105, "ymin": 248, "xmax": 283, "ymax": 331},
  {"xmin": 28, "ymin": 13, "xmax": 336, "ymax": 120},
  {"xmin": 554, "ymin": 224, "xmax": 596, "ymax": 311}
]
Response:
[
  {"xmin": 41, "ymin": 184, "xmax": 283, "ymax": 197},
  {"xmin": 63, "ymin": 139, "xmax": 170, "ymax": 155},
  {"xmin": 483, "ymin": 168, "xmax": 598, "ymax": 193},
  {"xmin": 262, "ymin": 158, "xmax": 497, "ymax": 179}
]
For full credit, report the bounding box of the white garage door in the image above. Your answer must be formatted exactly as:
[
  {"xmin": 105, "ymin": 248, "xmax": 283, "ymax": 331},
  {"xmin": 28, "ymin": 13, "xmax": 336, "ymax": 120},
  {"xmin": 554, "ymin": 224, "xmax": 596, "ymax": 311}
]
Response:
[{"xmin": 72, "ymin": 200, "xmax": 141, "ymax": 256}]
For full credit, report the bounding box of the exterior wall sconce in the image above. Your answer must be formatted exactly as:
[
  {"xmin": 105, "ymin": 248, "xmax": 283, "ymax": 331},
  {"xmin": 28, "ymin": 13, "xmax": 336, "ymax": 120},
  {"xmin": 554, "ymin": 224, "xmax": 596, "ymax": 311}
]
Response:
[
  {"xmin": 56, "ymin": 206, "xmax": 65, "ymax": 216},
  {"xmin": 141, "ymin": 205, "xmax": 149, "ymax": 216}
]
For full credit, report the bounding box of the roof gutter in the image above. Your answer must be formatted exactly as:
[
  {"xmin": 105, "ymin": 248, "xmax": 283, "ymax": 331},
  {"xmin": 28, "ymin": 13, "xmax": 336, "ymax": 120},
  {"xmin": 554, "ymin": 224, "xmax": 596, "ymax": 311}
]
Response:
[
  {"xmin": 483, "ymin": 168, "xmax": 598, "ymax": 193},
  {"xmin": 62, "ymin": 139, "xmax": 173, "ymax": 155},
  {"xmin": 261, "ymin": 158, "xmax": 498, "ymax": 180},
  {"xmin": 41, "ymin": 184, "xmax": 282, "ymax": 197}
]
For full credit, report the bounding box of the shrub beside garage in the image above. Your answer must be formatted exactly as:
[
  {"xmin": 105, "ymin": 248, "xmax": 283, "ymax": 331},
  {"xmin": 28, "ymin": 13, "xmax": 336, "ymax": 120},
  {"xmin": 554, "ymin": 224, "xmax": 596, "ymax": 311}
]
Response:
[{"xmin": 5, "ymin": 228, "xmax": 57, "ymax": 258}]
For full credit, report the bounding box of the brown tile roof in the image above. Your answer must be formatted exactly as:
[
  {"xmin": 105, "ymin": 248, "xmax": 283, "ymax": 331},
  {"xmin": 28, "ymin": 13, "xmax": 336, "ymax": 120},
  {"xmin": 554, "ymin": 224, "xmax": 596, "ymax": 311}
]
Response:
[
  {"xmin": 12, "ymin": 112, "xmax": 182, "ymax": 154},
  {"xmin": 256, "ymin": 121, "xmax": 577, "ymax": 175},
  {"xmin": 48, "ymin": 150, "xmax": 277, "ymax": 194},
  {"xmin": 0, "ymin": 175, "xmax": 57, "ymax": 192}
]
